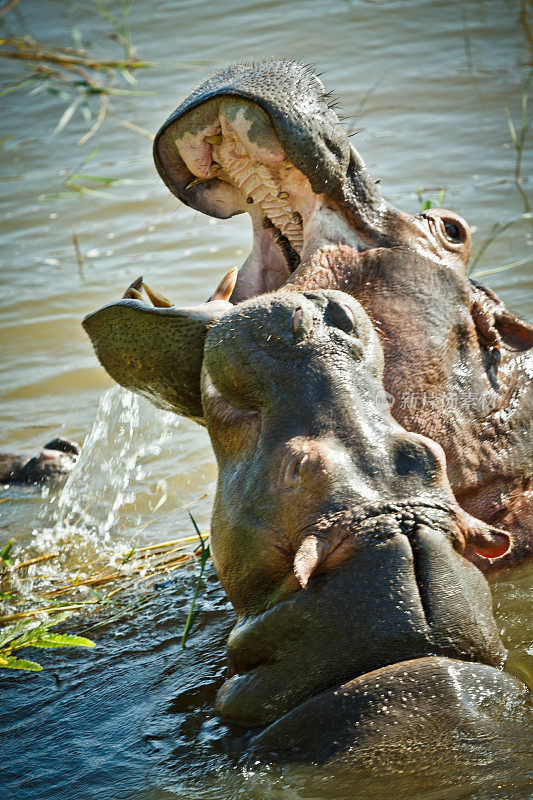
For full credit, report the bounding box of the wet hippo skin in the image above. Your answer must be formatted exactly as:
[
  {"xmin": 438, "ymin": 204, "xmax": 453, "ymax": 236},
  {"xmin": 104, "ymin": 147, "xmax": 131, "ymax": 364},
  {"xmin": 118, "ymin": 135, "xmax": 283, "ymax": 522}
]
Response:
[
  {"xmin": 0, "ymin": 437, "xmax": 80, "ymax": 485},
  {"xmin": 85, "ymin": 286, "xmax": 527, "ymax": 766},
  {"xmin": 147, "ymin": 60, "xmax": 533, "ymax": 568},
  {"xmin": 201, "ymin": 290, "xmax": 527, "ymax": 765}
]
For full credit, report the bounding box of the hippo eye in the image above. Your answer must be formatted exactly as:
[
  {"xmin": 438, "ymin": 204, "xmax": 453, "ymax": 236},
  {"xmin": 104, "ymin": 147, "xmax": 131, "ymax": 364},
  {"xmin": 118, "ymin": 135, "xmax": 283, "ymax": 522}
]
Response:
[{"xmin": 443, "ymin": 221, "xmax": 462, "ymax": 242}]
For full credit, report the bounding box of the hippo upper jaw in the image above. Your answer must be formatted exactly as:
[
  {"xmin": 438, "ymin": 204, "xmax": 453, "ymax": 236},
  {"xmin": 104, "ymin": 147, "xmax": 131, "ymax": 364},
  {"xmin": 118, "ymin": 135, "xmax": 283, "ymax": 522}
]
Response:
[{"xmin": 153, "ymin": 60, "xmax": 389, "ymax": 304}]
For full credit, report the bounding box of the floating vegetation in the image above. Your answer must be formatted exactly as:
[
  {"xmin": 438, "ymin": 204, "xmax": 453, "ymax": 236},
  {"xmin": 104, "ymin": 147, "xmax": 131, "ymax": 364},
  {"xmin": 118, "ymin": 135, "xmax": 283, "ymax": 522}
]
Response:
[
  {"xmin": 0, "ymin": 526, "xmax": 210, "ymax": 670},
  {"xmin": 0, "ymin": 1, "xmax": 153, "ymax": 144},
  {"xmin": 505, "ymin": 67, "xmax": 533, "ymax": 213},
  {"xmin": 0, "ymin": 613, "xmax": 94, "ymax": 672}
]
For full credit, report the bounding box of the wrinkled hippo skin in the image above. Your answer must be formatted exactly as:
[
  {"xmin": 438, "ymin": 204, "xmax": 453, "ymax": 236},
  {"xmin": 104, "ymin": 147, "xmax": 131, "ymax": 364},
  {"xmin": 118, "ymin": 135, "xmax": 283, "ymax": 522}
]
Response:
[
  {"xmin": 86, "ymin": 288, "xmax": 527, "ymax": 766},
  {"xmin": 197, "ymin": 291, "xmax": 529, "ymax": 766},
  {"xmin": 0, "ymin": 438, "xmax": 80, "ymax": 485},
  {"xmin": 148, "ymin": 60, "xmax": 532, "ymax": 568}
]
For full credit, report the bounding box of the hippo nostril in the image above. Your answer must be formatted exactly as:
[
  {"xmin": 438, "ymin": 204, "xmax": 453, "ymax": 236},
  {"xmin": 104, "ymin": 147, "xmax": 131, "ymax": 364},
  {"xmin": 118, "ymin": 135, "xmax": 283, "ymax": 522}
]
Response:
[
  {"xmin": 292, "ymin": 306, "xmax": 313, "ymax": 340},
  {"xmin": 326, "ymin": 300, "xmax": 357, "ymax": 334}
]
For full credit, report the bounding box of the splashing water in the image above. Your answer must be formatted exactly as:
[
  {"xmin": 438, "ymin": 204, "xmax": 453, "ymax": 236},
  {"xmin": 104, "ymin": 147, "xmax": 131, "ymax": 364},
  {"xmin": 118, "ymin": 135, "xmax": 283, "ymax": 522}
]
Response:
[{"xmin": 34, "ymin": 386, "xmax": 178, "ymax": 563}]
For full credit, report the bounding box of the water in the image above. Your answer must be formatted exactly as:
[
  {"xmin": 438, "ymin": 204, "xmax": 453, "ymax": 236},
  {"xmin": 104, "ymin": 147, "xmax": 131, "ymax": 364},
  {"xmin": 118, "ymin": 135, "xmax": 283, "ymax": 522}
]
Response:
[{"xmin": 0, "ymin": 0, "xmax": 532, "ymax": 798}]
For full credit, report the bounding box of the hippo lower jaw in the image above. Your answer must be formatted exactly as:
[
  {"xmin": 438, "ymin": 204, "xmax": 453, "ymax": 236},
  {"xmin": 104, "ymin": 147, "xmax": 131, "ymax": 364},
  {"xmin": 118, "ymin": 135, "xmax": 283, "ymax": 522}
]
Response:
[
  {"xmin": 247, "ymin": 656, "xmax": 528, "ymax": 766},
  {"xmin": 215, "ymin": 510, "xmax": 508, "ymax": 729}
]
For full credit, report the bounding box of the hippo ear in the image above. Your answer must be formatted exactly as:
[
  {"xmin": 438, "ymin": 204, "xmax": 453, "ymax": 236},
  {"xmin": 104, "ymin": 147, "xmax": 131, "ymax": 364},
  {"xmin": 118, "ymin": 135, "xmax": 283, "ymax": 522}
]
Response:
[
  {"xmin": 470, "ymin": 279, "xmax": 533, "ymax": 356},
  {"xmin": 460, "ymin": 515, "xmax": 511, "ymax": 559},
  {"xmin": 83, "ymin": 270, "xmax": 236, "ymax": 424}
]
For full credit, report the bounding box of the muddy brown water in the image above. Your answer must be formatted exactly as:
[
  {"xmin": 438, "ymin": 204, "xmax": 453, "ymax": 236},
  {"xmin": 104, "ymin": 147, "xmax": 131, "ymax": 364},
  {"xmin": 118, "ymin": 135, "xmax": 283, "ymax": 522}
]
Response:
[{"xmin": 0, "ymin": 1, "xmax": 532, "ymax": 798}]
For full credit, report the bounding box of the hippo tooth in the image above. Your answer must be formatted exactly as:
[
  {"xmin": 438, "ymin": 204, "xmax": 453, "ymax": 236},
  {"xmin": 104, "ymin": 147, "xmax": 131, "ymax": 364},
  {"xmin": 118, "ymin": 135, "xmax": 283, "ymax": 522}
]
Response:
[
  {"xmin": 293, "ymin": 534, "xmax": 325, "ymax": 588},
  {"xmin": 185, "ymin": 176, "xmax": 205, "ymax": 190},
  {"xmin": 205, "ymin": 134, "xmax": 222, "ymax": 146},
  {"xmin": 124, "ymin": 287, "xmax": 144, "ymax": 302},
  {"xmin": 142, "ymin": 283, "xmax": 173, "ymax": 308},
  {"xmin": 122, "ymin": 276, "xmax": 143, "ymax": 298},
  {"xmin": 211, "ymin": 267, "xmax": 238, "ymax": 302}
]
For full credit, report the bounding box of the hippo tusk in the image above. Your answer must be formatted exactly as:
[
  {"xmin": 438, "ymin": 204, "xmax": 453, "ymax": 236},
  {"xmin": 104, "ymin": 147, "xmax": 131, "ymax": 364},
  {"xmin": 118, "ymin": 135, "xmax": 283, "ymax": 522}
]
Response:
[
  {"xmin": 294, "ymin": 534, "xmax": 328, "ymax": 588},
  {"xmin": 122, "ymin": 276, "xmax": 144, "ymax": 299},
  {"xmin": 143, "ymin": 282, "xmax": 173, "ymax": 308},
  {"xmin": 83, "ymin": 270, "xmax": 236, "ymax": 422},
  {"xmin": 210, "ymin": 266, "xmax": 238, "ymax": 302}
]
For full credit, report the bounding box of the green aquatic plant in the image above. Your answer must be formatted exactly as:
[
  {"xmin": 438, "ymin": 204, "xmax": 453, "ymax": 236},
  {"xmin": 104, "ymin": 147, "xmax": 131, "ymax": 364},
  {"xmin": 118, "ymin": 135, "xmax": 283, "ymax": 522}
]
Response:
[
  {"xmin": 1, "ymin": 538, "xmax": 14, "ymax": 570},
  {"xmin": 37, "ymin": 146, "xmax": 154, "ymax": 201},
  {"xmin": 505, "ymin": 68, "xmax": 532, "ymax": 188},
  {"xmin": 92, "ymin": 0, "xmax": 136, "ymax": 62},
  {"xmin": 416, "ymin": 187, "xmax": 445, "ymax": 211},
  {"xmin": 0, "ymin": 612, "xmax": 94, "ymax": 672},
  {"xmin": 468, "ymin": 213, "xmax": 530, "ymax": 277},
  {"xmin": 181, "ymin": 514, "xmax": 210, "ymax": 649}
]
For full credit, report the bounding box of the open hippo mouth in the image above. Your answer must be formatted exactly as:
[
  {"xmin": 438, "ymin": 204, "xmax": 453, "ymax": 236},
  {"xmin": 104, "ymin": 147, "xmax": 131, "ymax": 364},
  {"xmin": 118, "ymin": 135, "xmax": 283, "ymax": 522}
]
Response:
[
  {"xmin": 153, "ymin": 60, "xmax": 387, "ymax": 303},
  {"xmin": 83, "ymin": 62, "xmax": 390, "ymax": 416},
  {"xmin": 84, "ymin": 59, "xmax": 533, "ymax": 580}
]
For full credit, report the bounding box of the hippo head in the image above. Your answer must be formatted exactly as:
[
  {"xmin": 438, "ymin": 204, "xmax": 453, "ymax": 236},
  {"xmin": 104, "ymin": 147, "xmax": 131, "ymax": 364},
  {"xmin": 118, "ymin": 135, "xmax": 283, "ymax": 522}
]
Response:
[
  {"xmin": 152, "ymin": 61, "xmax": 472, "ymax": 303},
  {"xmin": 90, "ymin": 60, "xmax": 532, "ymax": 437},
  {"xmin": 202, "ymin": 288, "xmax": 509, "ymax": 612},
  {"xmin": 84, "ymin": 60, "xmax": 532, "ymax": 571},
  {"xmin": 84, "ymin": 277, "xmax": 510, "ymax": 726},
  {"xmin": 0, "ymin": 437, "xmax": 80, "ymax": 485},
  {"xmin": 197, "ymin": 289, "xmax": 510, "ymax": 725}
]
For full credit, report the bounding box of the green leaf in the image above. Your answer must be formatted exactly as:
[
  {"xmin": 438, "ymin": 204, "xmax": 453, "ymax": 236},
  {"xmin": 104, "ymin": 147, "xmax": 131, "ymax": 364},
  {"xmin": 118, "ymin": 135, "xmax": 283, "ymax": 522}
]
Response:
[
  {"xmin": 119, "ymin": 67, "xmax": 137, "ymax": 86},
  {"xmin": 69, "ymin": 174, "xmax": 117, "ymax": 184},
  {"xmin": 80, "ymin": 100, "xmax": 92, "ymax": 123},
  {"xmin": 53, "ymin": 95, "xmax": 84, "ymax": 136},
  {"xmin": 200, "ymin": 544, "xmax": 210, "ymax": 568},
  {"xmin": 29, "ymin": 633, "xmax": 95, "ymax": 649},
  {"xmin": 44, "ymin": 86, "xmax": 71, "ymax": 100},
  {"xmin": 71, "ymin": 26, "xmax": 84, "ymax": 50},
  {"xmin": 123, "ymin": 546, "xmax": 136, "ymax": 563},
  {"xmin": 507, "ymin": 114, "xmax": 518, "ymax": 148},
  {"xmin": 0, "ymin": 77, "xmax": 42, "ymax": 98},
  {"xmin": 0, "ymin": 618, "xmax": 33, "ymax": 648},
  {"xmin": 1, "ymin": 655, "xmax": 42, "ymax": 671},
  {"xmin": 181, "ymin": 515, "xmax": 210, "ymax": 648},
  {"xmin": 471, "ymin": 256, "xmax": 530, "ymax": 278},
  {"xmin": 1, "ymin": 538, "xmax": 13, "ymax": 561}
]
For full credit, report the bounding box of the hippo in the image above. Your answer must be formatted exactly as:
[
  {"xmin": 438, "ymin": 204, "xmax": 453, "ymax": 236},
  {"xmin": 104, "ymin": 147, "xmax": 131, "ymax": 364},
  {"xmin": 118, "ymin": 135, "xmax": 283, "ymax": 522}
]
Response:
[
  {"xmin": 144, "ymin": 60, "xmax": 532, "ymax": 569},
  {"xmin": 83, "ymin": 287, "xmax": 527, "ymax": 770},
  {"xmin": 0, "ymin": 437, "xmax": 80, "ymax": 485}
]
